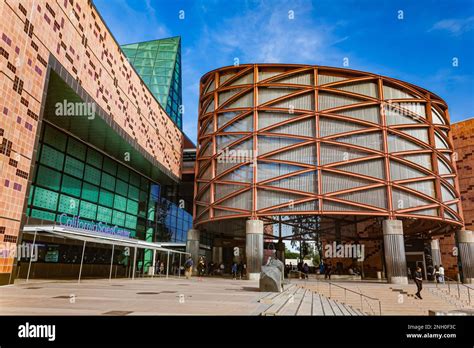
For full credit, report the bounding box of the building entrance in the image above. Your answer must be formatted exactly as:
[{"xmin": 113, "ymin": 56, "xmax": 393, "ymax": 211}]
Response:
[{"xmin": 406, "ymin": 252, "xmax": 427, "ymax": 280}]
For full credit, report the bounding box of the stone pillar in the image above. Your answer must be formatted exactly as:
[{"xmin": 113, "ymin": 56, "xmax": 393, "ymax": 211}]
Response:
[
  {"xmin": 246, "ymin": 219, "xmax": 263, "ymax": 280},
  {"xmin": 431, "ymin": 239, "xmax": 441, "ymax": 268},
  {"xmin": 212, "ymin": 246, "xmax": 223, "ymax": 264},
  {"xmin": 457, "ymin": 230, "xmax": 474, "ymax": 284},
  {"xmin": 186, "ymin": 229, "xmax": 200, "ymax": 274},
  {"xmin": 382, "ymin": 220, "xmax": 408, "ymax": 284}
]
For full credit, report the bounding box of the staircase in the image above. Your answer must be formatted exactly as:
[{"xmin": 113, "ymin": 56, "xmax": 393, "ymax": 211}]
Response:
[
  {"xmin": 429, "ymin": 283, "xmax": 474, "ymax": 310},
  {"xmin": 259, "ymin": 284, "xmax": 365, "ymax": 316},
  {"xmin": 301, "ymin": 280, "xmax": 472, "ymax": 315}
]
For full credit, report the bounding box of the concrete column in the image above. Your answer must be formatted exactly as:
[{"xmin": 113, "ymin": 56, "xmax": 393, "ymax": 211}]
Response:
[
  {"xmin": 212, "ymin": 246, "xmax": 223, "ymax": 264},
  {"xmin": 150, "ymin": 249, "xmax": 157, "ymax": 276},
  {"xmin": 246, "ymin": 219, "xmax": 263, "ymax": 280},
  {"xmin": 186, "ymin": 228, "xmax": 200, "ymax": 274},
  {"xmin": 430, "ymin": 239, "xmax": 441, "ymax": 268},
  {"xmin": 457, "ymin": 230, "xmax": 474, "ymax": 284},
  {"xmin": 382, "ymin": 220, "xmax": 408, "ymax": 284}
]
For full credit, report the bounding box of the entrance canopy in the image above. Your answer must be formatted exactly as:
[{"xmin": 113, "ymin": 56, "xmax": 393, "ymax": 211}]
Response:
[
  {"xmin": 22, "ymin": 224, "xmax": 189, "ymax": 283},
  {"xmin": 23, "ymin": 225, "xmax": 187, "ymax": 254}
]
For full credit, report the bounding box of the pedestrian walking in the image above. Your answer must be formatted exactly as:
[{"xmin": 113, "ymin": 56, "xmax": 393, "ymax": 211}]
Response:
[
  {"xmin": 159, "ymin": 261, "xmax": 165, "ymax": 276},
  {"xmin": 231, "ymin": 262, "xmax": 238, "ymax": 280},
  {"xmin": 439, "ymin": 264, "xmax": 445, "ymax": 283},
  {"xmin": 434, "ymin": 265, "xmax": 440, "ymax": 283},
  {"xmin": 414, "ymin": 266, "xmax": 423, "ymax": 299},
  {"xmin": 325, "ymin": 262, "xmax": 333, "ymax": 280},
  {"xmin": 184, "ymin": 256, "xmax": 194, "ymax": 279}
]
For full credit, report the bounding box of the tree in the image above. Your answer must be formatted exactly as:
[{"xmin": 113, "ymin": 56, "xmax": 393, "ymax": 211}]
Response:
[
  {"xmin": 285, "ymin": 250, "xmax": 300, "ymax": 259},
  {"xmin": 289, "ymin": 215, "xmax": 321, "ymax": 261}
]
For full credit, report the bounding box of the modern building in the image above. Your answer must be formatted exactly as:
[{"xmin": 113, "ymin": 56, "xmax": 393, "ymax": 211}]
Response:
[
  {"xmin": 1, "ymin": 1, "xmax": 473, "ymax": 287},
  {"xmin": 192, "ymin": 64, "xmax": 474, "ymax": 283},
  {"xmin": 0, "ymin": 1, "xmax": 193, "ymax": 284}
]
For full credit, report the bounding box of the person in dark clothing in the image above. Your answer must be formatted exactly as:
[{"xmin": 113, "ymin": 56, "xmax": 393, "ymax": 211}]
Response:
[
  {"xmin": 184, "ymin": 256, "xmax": 194, "ymax": 279},
  {"xmin": 207, "ymin": 261, "xmax": 213, "ymax": 276},
  {"xmin": 414, "ymin": 266, "xmax": 423, "ymax": 299},
  {"xmin": 325, "ymin": 262, "xmax": 333, "ymax": 280},
  {"xmin": 231, "ymin": 262, "xmax": 238, "ymax": 280},
  {"xmin": 303, "ymin": 263, "xmax": 309, "ymax": 279}
]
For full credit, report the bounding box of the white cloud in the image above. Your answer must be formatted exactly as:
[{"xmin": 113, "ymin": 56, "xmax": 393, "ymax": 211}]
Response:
[
  {"xmin": 180, "ymin": 0, "xmax": 351, "ymax": 141},
  {"xmin": 204, "ymin": 0, "xmax": 346, "ymax": 65},
  {"xmin": 97, "ymin": 0, "xmax": 170, "ymax": 44},
  {"xmin": 429, "ymin": 16, "xmax": 474, "ymax": 36}
]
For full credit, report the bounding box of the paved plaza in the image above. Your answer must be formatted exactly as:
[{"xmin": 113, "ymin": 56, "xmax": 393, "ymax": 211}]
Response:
[
  {"xmin": 0, "ymin": 276, "xmax": 472, "ymax": 316},
  {"xmin": 0, "ymin": 277, "xmax": 270, "ymax": 316}
]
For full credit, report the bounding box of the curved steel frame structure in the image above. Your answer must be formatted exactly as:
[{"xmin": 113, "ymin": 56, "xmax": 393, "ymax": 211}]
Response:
[{"xmin": 194, "ymin": 64, "xmax": 463, "ymax": 238}]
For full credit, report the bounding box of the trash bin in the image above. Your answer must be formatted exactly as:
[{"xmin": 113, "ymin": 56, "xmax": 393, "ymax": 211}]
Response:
[{"xmin": 377, "ymin": 271, "xmax": 382, "ymax": 279}]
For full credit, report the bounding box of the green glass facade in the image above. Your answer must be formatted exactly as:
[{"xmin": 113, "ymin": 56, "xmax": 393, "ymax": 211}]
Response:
[
  {"xmin": 121, "ymin": 37, "xmax": 183, "ymax": 129},
  {"xmin": 27, "ymin": 123, "xmax": 192, "ymax": 244}
]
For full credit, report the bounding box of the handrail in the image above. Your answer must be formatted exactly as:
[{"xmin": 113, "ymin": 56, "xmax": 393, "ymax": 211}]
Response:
[
  {"xmin": 318, "ymin": 279, "xmax": 382, "ymax": 315},
  {"xmin": 436, "ymin": 275, "xmax": 473, "ymax": 305},
  {"xmin": 288, "ymin": 270, "xmax": 308, "ymax": 279},
  {"xmin": 327, "ymin": 280, "xmax": 380, "ymax": 301}
]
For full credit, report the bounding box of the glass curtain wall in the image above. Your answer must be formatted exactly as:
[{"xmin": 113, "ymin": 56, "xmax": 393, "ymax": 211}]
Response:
[{"xmin": 25, "ymin": 123, "xmax": 191, "ymax": 274}]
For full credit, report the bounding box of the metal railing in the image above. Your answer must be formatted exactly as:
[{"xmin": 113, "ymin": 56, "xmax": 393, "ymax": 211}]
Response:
[
  {"xmin": 288, "ymin": 270, "xmax": 309, "ymax": 280},
  {"xmin": 435, "ymin": 275, "xmax": 473, "ymax": 306},
  {"xmin": 314, "ymin": 279, "xmax": 382, "ymax": 315}
]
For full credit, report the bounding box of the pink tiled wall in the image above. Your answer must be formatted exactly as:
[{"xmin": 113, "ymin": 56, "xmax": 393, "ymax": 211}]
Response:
[{"xmin": 0, "ymin": 0, "xmax": 183, "ymax": 275}]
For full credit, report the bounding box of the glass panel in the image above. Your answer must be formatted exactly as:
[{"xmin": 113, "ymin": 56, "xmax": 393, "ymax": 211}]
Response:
[
  {"xmin": 337, "ymin": 187, "xmax": 387, "ymax": 208},
  {"xmin": 64, "ymin": 156, "xmax": 84, "ymax": 178},
  {"xmin": 337, "ymin": 106, "xmax": 380, "ymax": 124},
  {"xmin": 322, "ymin": 172, "xmax": 371, "ymax": 193},
  {"xmin": 43, "ymin": 125, "xmax": 67, "ymax": 151},
  {"xmin": 40, "ymin": 145, "xmax": 64, "ymax": 171},
  {"xmin": 320, "ymin": 117, "xmax": 367, "ymax": 137},
  {"xmin": 36, "ymin": 165, "xmax": 61, "ymax": 191},
  {"xmin": 392, "ymin": 188, "xmax": 431, "ymax": 209},
  {"xmin": 79, "ymin": 201, "xmax": 97, "ymax": 220},
  {"xmin": 274, "ymin": 72, "xmax": 313, "ymax": 85},
  {"xmin": 403, "ymin": 180, "xmax": 436, "ymax": 198},
  {"xmin": 390, "ymin": 160, "xmax": 426, "ymax": 181},
  {"xmin": 388, "ymin": 134, "xmax": 424, "ymax": 152},
  {"xmin": 67, "ymin": 137, "xmax": 86, "ymax": 160},
  {"xmin": 61, "ymin": 175, "xmax": 82, "ymax": 197},
  {"xmin": 84, "ymin": 165, "xmax": 101, "ymax": 184},
  {"xmin": 318, "ymin": 92, "xmax": 360, "ymax": 110},
  {"xmin": 336, "ymin": 158, "xmax": 385, "ymax": 179},
  {"xmin": 81, "ymin": 182, "xmax": 99, "ymax": 203},
  {"xmin": 333, "ymin": 82, "xmax": 378, "ymax": 98},
  {"xmin": 33, "ymin": 187, "xmax": 58, "ymax": 211},
  {"xmin": 320, "ymin": 144, "xmax": 369, "ymax": 165},
  {"xmin": 318, "ymin": 74, "xmax": 348, "ymax": 85},
  {"xmin": 58, "ymin": 194, "xmax": 79, "ymax": 215},
  {"xmin": 335, "ymin": 132, "xmax": 383, "ymax": 151},
  {"xmin": 383, "ymin": 85, "xmax": 418, "ymax": 99}
]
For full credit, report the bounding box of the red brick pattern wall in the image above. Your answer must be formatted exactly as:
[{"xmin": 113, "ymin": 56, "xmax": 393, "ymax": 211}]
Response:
[
  {"xmin": 438, "ymin": 233, "xmax": 458, "ymax": 279},
  {"xmin": 452, "ymin": 118, "xmax": 474, "ymax": 230},
  {"xmin": 0, "ymin": 0, "xmax": 183, "ymax": 276},
  {"xmin": 321, "ymin": 239, "xmax": 383, "ymax": 278}
]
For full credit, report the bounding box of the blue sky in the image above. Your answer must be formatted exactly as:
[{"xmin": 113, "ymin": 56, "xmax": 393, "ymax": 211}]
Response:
[{"xmin": 94, "ymin": 0, "xmax": 474, "ymax": 142}]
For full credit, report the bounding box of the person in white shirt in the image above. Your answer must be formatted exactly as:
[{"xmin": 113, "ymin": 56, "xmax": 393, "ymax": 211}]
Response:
[{"xmin": 438, "ymin": 264, "xmax": 445, "ymax": 283}]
